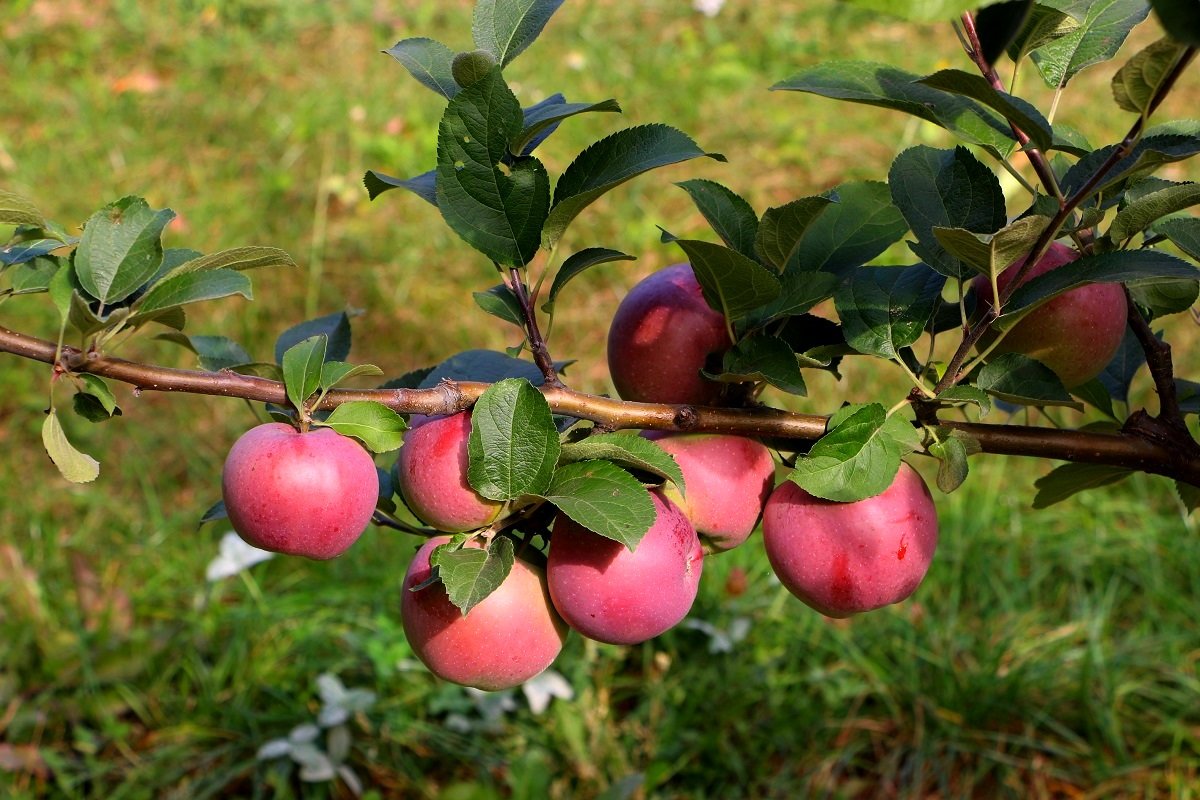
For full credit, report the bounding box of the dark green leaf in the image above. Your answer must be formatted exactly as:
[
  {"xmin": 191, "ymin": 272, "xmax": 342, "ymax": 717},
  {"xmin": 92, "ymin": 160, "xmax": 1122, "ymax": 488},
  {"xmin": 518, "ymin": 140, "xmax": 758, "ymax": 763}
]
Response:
[
  {"xmin": 788, "ymin": 403, "xmax": 903, "ymax": 502},
  {"xmin": 1108, "ymin": 182, "xmax": 1200, "ymax": 242},
  {"xmin": 155, "ymin": 246, "xmax": 295, "ymax": 280},
  {"xmin": 131, "ymin": 269, "xmax": 252, "ymax": 316},
  {"xmin": 1029, "ymin": 0, "xmax": 1150, "ymax": 87},
  {"xmin": 933, "ymin": 215, "xmax": 1053, "ymax": 278},
  {"xmin": 472, "ymin": 0, "xmax": 564, "ymax": 67},
  {"xmin": 673, "ymin": 239, "xmax": 781, "ymax": 321},
  {"xmin": 0, "ymin": 238, "xmax": 62, "ymax": 266},
  {"xmin": 451, "ymin": 49, "xmax": 497, "ymax": 88},
  {"xmin": 319, "ymin": 362, "xmax": 385, "ymax": 392},
  {"xmin": 705, "ymin": 334, "xmax": 807, "ymax": 395},
  {"xmin": 1033, "ymin": 463, "xmax": 1133, "ymax": 508},
  {"xmin": 1097, "ymin": 324, "xmax": 1147, "ymax": 405},
  {"xmin": 1177, "ymin": 378, "xmax": 1200, "ymax": 414},
  {"xmin": 281, "ymin": 335, "xmax": 328, "ymax": 412},
  {"xmin": 1160, "ymin": 216, "xmax": 1200, "ymax": 260},
  {"xmin": 199, "ymin": 499, "xmax": 227, "ymax": 526},
  {"xmin": 42, "ymin": 409, "xmax": 100, "ymax": 483},
  {"xmin": 935, "ymin": 385, "xmax": 994, "ymax": 416},
  {"xmin": 384, "ymin": 37, "xmax": 459, "ymax": 98},
  {"xmin": 836, "ymin": 264, "xmax": 946, "ymax": 358},
  {"xmin": 540, "ymin": 460, "xmax": 654, "ymax": 549},
  {"xmin": 473, "ymin": 284, "xmax": 526, "ymax": 328},
  {"xmin": 76, "ymin": 374, "xmax": 120, "ymax": 417},
  {"xmin": 1113, "ymin": 37, "xmax": 1189, "ymax": 116},
  {"xmin": 754, "ymin": 195, "xmax": 835, "ymax": 272},
  {"xmin": 275, "ymin": 312, "xmax": 352, "ymax": 364},
  {"xmin": 431, "ymin": 536, "xmax": 515, "ymax": 615},
  {"xmin": 1150, "ymin": 0, "xmax": 1200, "ymax": 45},
  {"xmin": 158, "ymin": 333, "xmax": 253, "ymax": 371},
  {"xmin": 512, "ymin": 96, "xmax": 621, "ymax": 157},
  {"xmin": 1061, "ymin": 130, "xmax": 1200, "ymax": 199},
  {"xmin": 321, "ymin": 401, "xmax": 406, "ymax": 453},
  {"xmin": 1072, "ymin": 378, "xmax": 1118, "ymax": 418},
  {"xmin": 793, "ymin": 181, "xmax": 909, "ymax": 277},
  {"xmin": 558, "ymin": 433, "xmax": 686, "ymax": 493},
  {"xmin": 379, "ymin": 366, "xmax": 435, "ymax": 391},
  {"xmin": 72, "ymin": 392, "xmax": 120, "ymax": 423},
  {"xmin": 467, "ymin": 378, "xmax": 560, "ymax": 500},
  {"xmin": 918, "ymin": 68, "xmax": 1053, "ymax": 151},
  {"xmin": 544, "ymin": 125, "xmax": 724, "ymax": 247},
  {"xmin": 0, "ymin": 189, "xmax": 44, "ymax": 226},
  {"xmin": 542, "ymin": 247, "xmax": 635, "ymax": 313},
  {"xmin": 975, "ymin": 352, "xmax": 1081, "ymax": 407},
  {"xmin": 1007, "ymin": 4, "xmax": 1078, "ymax": 63},
  {"xmin": 676, "ymin": 180, "xmax": 760, "ymax": 261},
  {"xmin": 75, "ymin": 196, "xmax": 175, "ymax": 303},
  {"xmin": 976, "ymin": 0, "xmax": 1035, "ymax": 66},
  {"xmin": 1128, "ymin": 277, "xmax": 1198, "ymax": 319},
  {"xmin": 929, "ymin": 433, "xmax": 971, "ymax": 493},
  {"xmin": 1175, "ymin": 479, "xmax": 1200, "ymax": 512},
  {"xmin": 419, "ymin": 349, "xmax": 550, "ymax": 387},
  {"xmin": 8, "ymin": 256, "xmax": 59, "ymax": 294},
  {"xmin": 751, "ymin": 270, "xmax": 841, "ymax": 323},
  {"xmin": 364, "ymin": 169, "xmax": 437, "ymax": 205}
]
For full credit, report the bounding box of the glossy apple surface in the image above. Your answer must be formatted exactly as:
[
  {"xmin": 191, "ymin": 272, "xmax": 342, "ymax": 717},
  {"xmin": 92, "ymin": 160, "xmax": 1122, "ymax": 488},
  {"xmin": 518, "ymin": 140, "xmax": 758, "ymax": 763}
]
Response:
[
  {"xmin": 973, "ymin": 241, "xmax": 1127, "ymax": 387},
  {"xmin": 401, "ymin": 536, "xmax": 568, "ymax": 691},
  {"xmin": 221, "ymin": 423, "xmax": 378, "ymax": 560},
  {"xmin": 547, "ymin": 492, "xmax": 704, "ymax": 645},
  {"xmin": 643, "ymin": 432, "xmax": 775, "ymax": 552},
  {"xmin": 394, "ymin": 412, "xmax": 503, "ymax": 532},
  {"xmin": 762, "ymin": 462, "xmax": 938, "ymax": 618},
  {"xmin": 606, "ymin": 262, "xmax": 731, "ymax": 405}
]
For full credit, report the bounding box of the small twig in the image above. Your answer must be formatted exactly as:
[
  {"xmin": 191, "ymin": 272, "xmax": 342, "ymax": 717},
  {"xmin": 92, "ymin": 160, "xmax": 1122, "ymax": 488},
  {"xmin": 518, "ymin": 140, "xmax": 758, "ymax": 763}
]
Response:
[
  {"xmin": 371, "ymin": 510, "xmax": 440, "ymax": 537},
  {"xmin": 506, "ymin": 267, "xmax": 562, "ymax": 388},
  {"xmin": 1124, "ymin": 288, "xmax": 1190, "ymax": 434}
]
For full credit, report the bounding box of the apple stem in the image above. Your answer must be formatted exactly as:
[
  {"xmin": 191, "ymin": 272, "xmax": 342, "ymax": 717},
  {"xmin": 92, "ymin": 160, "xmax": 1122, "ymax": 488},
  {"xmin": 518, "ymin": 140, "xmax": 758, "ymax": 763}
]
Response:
[{"xmin": 371, "ymin": 510, "xmax": 440, "ymax": 537}]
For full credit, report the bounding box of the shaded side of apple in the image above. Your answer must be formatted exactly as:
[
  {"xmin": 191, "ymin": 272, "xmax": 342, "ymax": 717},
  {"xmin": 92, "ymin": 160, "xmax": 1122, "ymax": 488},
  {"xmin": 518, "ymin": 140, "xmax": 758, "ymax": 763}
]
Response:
[
  {"xmin": 394, "ymin": 412, "xmax": 503, "ymax": 532},
  {"xmin": 606, "ymin": 262, "xmax": 731, "ymax": 406},
  {"xmin": 762, "ymin": 462, "xmax": 938, "ymax": 618},
  {"xmin": 221, "ymin": 423, "xmax": 378, "ymax": 560},
  {"xmin": 401, "ymin": 536, "xmax": 568, "ymax": 691},
  {"xmin": 547, "ymin": 492, "xmax": 704, "ymax": 645}
]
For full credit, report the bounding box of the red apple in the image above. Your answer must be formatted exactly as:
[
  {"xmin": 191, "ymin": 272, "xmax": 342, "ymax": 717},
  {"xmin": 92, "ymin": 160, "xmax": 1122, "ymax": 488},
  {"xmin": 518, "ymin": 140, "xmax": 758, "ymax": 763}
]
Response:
[
  {"xmin": 394, "ymin": 412, "xmax": 504, "ymax": 532},
  {"xmin": 547, "ymin": 491, "xmax": 704, "ymax": 645},
  {"xmin": 606, "ymin": 262, "xmax": 731, "ymax": 405},
  {"xmin": 401, "ymin": 535, "xmax": 568, "ymax": 691},
  {"xmin": 221, "ymin": 422, "xmax": 378, "ymax": 560},
  {"xmin": 762, "ymin": 462, "xmax": 938, "ymax": 618},
  {"xmin": 973, "ymin": 241, "xmax": 1127, "ymax": 387},
  {"xmin": 642, "ymin": 432, "xmax": 776, "ymax": 552}
]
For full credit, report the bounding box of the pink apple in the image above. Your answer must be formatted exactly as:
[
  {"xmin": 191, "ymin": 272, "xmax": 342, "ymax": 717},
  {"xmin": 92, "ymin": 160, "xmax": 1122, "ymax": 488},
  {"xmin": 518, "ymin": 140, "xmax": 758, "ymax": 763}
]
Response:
[
  {"xmin": 547, "ymin": 491, "xmax": 704, "ymax": 645},
  {"xmin": 762, "ymin": 462, "xmax": 938, "ymax": 618},
  {"xmin": 973, "ymin": 241, "xmax": 1127, "ymax": 387},
  {"xmin": 643, "ymin": 431, "xmax": 776, "ymax": 552},
  {"xmin": 221, "ymin": 422, "xmax": 378, "ymax": 560},
  {"xmin": 606, "ymin": 262, "xmax": 731, "ymax": 406},
  {"xmin": 401, "ymin": 535, "xmax": 568, "ymax": 691},
  {"xmin": 394, "ymin": 412, "xmax": 504, "ymax": 532}
]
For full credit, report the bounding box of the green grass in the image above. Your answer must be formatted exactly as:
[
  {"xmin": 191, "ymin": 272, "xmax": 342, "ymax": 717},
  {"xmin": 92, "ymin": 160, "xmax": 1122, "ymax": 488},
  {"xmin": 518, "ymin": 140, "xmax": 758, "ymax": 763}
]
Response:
[{"xmin": 2, "ymin": 1, "xmax": 1199, "ymax": 797}]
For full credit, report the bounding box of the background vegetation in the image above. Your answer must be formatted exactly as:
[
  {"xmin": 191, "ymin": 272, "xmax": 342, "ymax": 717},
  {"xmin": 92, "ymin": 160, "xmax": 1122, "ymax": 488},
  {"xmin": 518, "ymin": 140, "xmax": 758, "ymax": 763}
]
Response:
[{"xmin": 1, "ymin": 0, "xmax": 1197, "ymax": 796}]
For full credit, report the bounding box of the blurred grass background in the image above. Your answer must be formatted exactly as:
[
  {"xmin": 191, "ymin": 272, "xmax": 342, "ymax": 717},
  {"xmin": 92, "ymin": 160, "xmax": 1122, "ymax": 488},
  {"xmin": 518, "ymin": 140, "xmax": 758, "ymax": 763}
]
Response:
[{"xmin": 1, "ymin": 1, "xmax": 1199, "ymax": 797}]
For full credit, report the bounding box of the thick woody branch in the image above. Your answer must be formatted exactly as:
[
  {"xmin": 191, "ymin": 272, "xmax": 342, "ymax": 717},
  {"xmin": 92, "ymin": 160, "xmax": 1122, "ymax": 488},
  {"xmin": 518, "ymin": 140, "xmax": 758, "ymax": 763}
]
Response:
[{"xmin": 3, "ymin": 324, "xmax": 1199, "ymax": 487}]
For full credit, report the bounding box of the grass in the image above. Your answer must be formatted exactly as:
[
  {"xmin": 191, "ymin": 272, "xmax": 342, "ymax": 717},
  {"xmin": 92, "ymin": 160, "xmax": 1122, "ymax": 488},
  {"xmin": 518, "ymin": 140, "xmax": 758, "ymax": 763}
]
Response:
[{"xmin": 1, "ymin": 0, "xmax": 1199, "ymax": 797}]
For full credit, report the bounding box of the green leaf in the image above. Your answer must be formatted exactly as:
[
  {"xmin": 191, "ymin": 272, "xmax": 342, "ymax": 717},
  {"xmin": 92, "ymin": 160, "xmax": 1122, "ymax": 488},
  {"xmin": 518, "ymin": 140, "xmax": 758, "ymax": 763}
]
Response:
[
  {"xmin": 558, "ymin": 433, "xmax": 686, "ymax": 493},
  {"xmin": 1002, "ymin": 250, "xmax": 1199, "ymax": 322},
  {"xmin": 541, "ymin": 460, "xmax": 655, "ymax": 549},
  {"xmin": 1096, "ymin": 325, "xmax": 1147, "ymax": 406},
  {"xmin": 1129, "ymin": 277, "xmax": 1199, "ymax": 319},
  {"xmin": 1072, "ymin": 378, "xmax": 1118, "ymax": 418},
  {"xmin": 889, "ymin": 146, "xmax": 1007, "ymax": 279},
  {"xmin": 975, "ymin": 352, "xmax": 1081, "ymax": 407},
  {"xmin": 751, "ymin": 270, "xmax": 841, "ymax": 323},
  {"xmin": 788, "ymin": 403, "xmax": 904, "ymax": 502},
  {"xmin": 319, "ymin": 361, "xmax": 385, "ymax": 392},
  {"xmin": 473, "ymin": 284, "xmax": 526, "ymax": 328},
  {"xmin": 157, "ymin": 333, "xmax": 253, "ymax": 371},
  {"xmin": 544, "ymin": 124, "xmax": 724, "ymax": 247},
  {"xmin": 1061, "ymin": 129, "xmax": 1200, "ymax": 199},
  {"xmin": 542, "ymin": 247, "xmax": 635, "ymax": 313},
  {"xmin": 936, "ymin": 385, "xmax": 994, "ymax": 416},
  {"xmin": 42, "ymin": 410, "xmax": 100, "ymax": 483},
  {"xmin": 917, "ymin": 68, "xmax": 1054, "ymax": 151},
  {"xmin": 1160, "ymin": 216, "xmax": 1200, "ymax": 260},
  {"xmin": 384, "ymin": 37, "xmax": 459, "ymax": 98},
  {"xmin": 1033, "ymin": 463, "xmax": 1133, "ymax": 508},
  {"xmin": 435, "ymin": 67, "xmax": 549, "ymax": 267},
  {"xmin": 419, "ymin": 349, "xmax": 550, "ymax": 387},
  {"xmin": 155, "ymin": 246, "xmax": 295, "ymax": 279},
  {"xmin": 275, "ymin": 312, "xmax": 351, "ymax": 364},
  {"xmin": 199, "ymin": 499, "xmax": 228, "ymax": 526},
  {"xmin": 793, "ymin": 181, "xmax": 909, "ymax": 277},
  {"xmin": 754, "ymin": 195, "xmax": 835, "ymax": 272},
  {"xmin": 773, "ymin": 61, "xmax": 1017, "ymax": 157},
  {"xmin": 1109, "ymin": 182, "xmax": 1200, "ymax": 242},
  {"xmin": 364, "ymin": 169, "xmax": 437, "ymax": 205},
  {"xmin": 0, "ymin": 238, "xmax": 63, "ymax": 267},
  {"xmin": 130, "ymin": 269, "xmax": 252, "ymax": 317},
  {"xmin": 472, "ymin": 0, "xmax": 564, "ymax": 67},
  {"xmin": 451, "ymin": 49, "xmax": 497, "ymax": 88},
  {"xmin": 1007, "ymin": 4, "xmax": 1078, "ymax": 64},
  {"xmin": 836, "ymin": 264, "xmax": 946, "ymax": 359},
  {"xmin": 431, "ymin": 536, "xmax": 515, "ymax": 615},
  {"xmin": 1150, "ymin": 0, "xmax": 1200, "ymax": 46},
  {"xmin": 321, "ymin": 401, "xmax": 406, "ymax": 453},
  {"xmin": 929, "ymin": 433, "xmax": 971, "ymax": 493},
  {"xmin": 75, "ymin": 197, "xmax": 176, "ymax": 303},
  {"xmin": 975, "ymin": 0, "xmax": 1035, "ymax": 67},
  {"xmin": 512, "ymin": 96, "xmax": 621, "ymax": 157},
  {"xmin": 1112, "ymin": 37, "xmax": 1189, "ymax": 116},
  {"xmin": 672, "ymin": 239, "xmax": 781, "ymax": 321},
  {"xmin": 1175, "ymin": 479, "xmax": 1200, "ymax": 512},
  {"xmin": 467, "ymin": 378, "xmax": 560, "ymax": 500},
  {"xmin": 705, "ymin": 334, "xmax": 807, "ymax": 395},
  {"xmin": 933, "ymin": 215, "xmax": 1053, "ymax": 278},
  {"xmin": 8, "ymin": 256, "xmax": 59, "ymax": 295},
  {"xmin": 676, "ymin": 179, "xmax": 760, "ymax": 261},
  {"xmin": 0, "ymin": 189, "xmax": 44, "ymax": 226},
  {"xmin": 76, "ymin": 374, "xmax": 120, "ymax": 417},
  {"xmin": 281, "ymin": 335, "xmax": 328, "ymax": 412},
  {"xmin": 1178, "ymin": 378, "xmax": 1200, "ymax": 415},
  {"xmin": 48, "ymin": 261, "xmax": 75, "ymax": 325},
  {"xmin": 1029, "ymin": 0, "xmax": 1150, "ymax": 88}
]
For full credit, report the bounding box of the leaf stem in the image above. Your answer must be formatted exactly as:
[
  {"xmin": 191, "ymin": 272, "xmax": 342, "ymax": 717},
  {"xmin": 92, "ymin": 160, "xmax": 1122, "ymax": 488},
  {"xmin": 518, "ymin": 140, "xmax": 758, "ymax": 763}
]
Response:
[{"xmin": 506, "ymin": 267, "xmax": 562, "ymax": 388}]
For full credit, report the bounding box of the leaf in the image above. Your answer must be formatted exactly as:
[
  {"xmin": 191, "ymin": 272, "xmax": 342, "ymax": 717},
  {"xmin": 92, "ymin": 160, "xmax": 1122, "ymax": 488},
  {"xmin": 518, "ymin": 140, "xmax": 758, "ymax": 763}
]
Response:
[
  {"xmin": 1160, "ymin": 216, "xmax": 1200, "ymax": 260},
  {"xmin": 793, "ymin": 181, "xmax": 909, "ymax": 277},
  {"xmin": 544, "ymin": 125, "xmax": 724, "ymax": 247},
  {"xmin": 512, "ymin": 95, "xmax": 621, "ymax": 157},
  {"xmin": 431, "ymin": 536, "xmax": 516, "ymax": 615},
  {"xmin": 751, "ymin": 270, "xmax": 841, "ymax": 323},
  {"xmin": 1175, "ymin": 479, "xmax": 1200, "ymax": 512},
  {"xmin": 473, "ymin": 284, "xmax": 526, "ymax": 327},
  {"xmin": 1129, "ymin": 277, "xmax": 1199, "ymax": 319},
  {"xmin": 76, "ymin": 374, "xmax": 120, "ymax": 416},
  {"xmin": 929, "ymin": 433, "xmax": 972, "ymax": 493},
  {"xmin": 281, "ymin": 335, "xmax": 328, "ymax": 412},
  {"xmin": 975, "ymin": 352, "xmax": 1081, "ymax": 407},
  {"xmin": 1061, "ymin": 129, "xmax": 1200, "ymax": 199},
  {"xmin": 705, "ymin": 334, "xmax": 807, "ymax": 395},
  {"xmin": 788, "ymin": 403, "xmax": 904, "ymax": 502},
  {"xmin": 773, "ymin": 61, "xmax": 1016, "ymax": 157},
  {"xmin": 1096, "ymin": 324, "xmax": 1147, "ymax": 405},
  {"xmin": 889, "ymin": 146, "xmax": 1007, "ymax": 279},
  {"xmin": 1072, "ymin": 378, "xmax": 1118, "ymax": 418},
  {"xmin": 0, "ymin": 189, "xmax": 44, "ymax": 226},
  {"xmin": 672, "ymin": 239, "xmax": 781, "ymax": 321},
  {"xmin": 364, "ymin": 169, "xmax": 437, "ymax": 205},
  {"xmin": 319, "ymin": 362, "xmax": 385, "ymax": 392},
  {"xmin": 1112, "ymin": 37, "xmax": 1189, "ymax": 117},
  {"xmin": 917, "ymin": 68, "xmax": 1054, "ymax": 151},
  {"xmin": 975, "ymin": 0, "xmax": 1035, "ymax": 67},
  {"xmin": 936, "ymin": 385, "xmax": 994, "ymax": 416},
  {"xmin": 676, "ymin": 179, "xmax": 760, "ymax": 261},
  {"xmin": 384, "ymin": 37, "xmax": 459, "ymax": 98},
  {"xmin": 540, "ymin": 460, "xmax": 655, "ymax": 549},
  {"xmin": 1108, "ymin": 182, "xmax": 1200, "ymax": 242},
  {"xmin": 451, "ymin": 49, "xmax": 497, "ymax": 88},
  {"xmin": 321, "ymin": 401, "xmax": 406, "ymax": 453},
  {"xmin": 130, "ymin": 269, "xmax": 252, "ymax": 316},
  {"xmin": 542, "ymin": 247, "xmax": 635, "ymax": 312},
  {"xmin": 157, "ymin": 333, "xmax": 253, "ymax": 371},
  {"xmin": 558, "ymin": 433, "xmax": 686, "ymax": 492},
  {"xmin": 1150, "ymin": 0, "xmax": 1200, "ymax": 46},
  {"xmin": 275, "ymin": 312, "xmax": 352, "ymax": 364},
  {"xmin": 467, "ymin": 378, "xmax": 560, "ymax": 500},
  {"xmin": 1029, "ymin": 0, "xmax": 1150, "ymax": 88},
  {"xmin": 472, "ymin": 0, "xmax": 565, "ymax": 67},
  {"xmin": 42, "ymin": 410, "xmax": 100, "ymax": 483},
  {"xmin": 835, "ymin": 264, "xmax": 946, "ymax": 358},
  {"xmin": 1033, "ymin": 463, "xmax": 1133, "ymax": 508},
  {"xmin": 155, "ymin": 246, "xmax": 295, "ymax": 280},
  {"xmin": 74, "ymin": 196, "xmax": 175, "ymax": 303},
  {"xmin": 435, "ymin": 67, "xmax": 549, "ymax": 267},
  {"xmin": 419, "ymin": 349, "xmax": 551, "ymax": 387},
  {"xmin": 1178, "ymin": 378, "xmax": 1200, "ymax": 415},
  {"xmin": 199, "ymin": 499, "xmax": 228, "ymax": 526},
  {"xmin": 8, "ymin": 256, "xmax": 59, "ymax": 294},
  {"xmin": 1007, "ymin": 4, "xmax": 1078, "ymax": 63},
  {"xmin": 0, "ymin": 238, "xmax": 63, "ymax": 266},
  {"xmin": 933, "ymin": 215, "xmax": 1053, "ymax": 278},
  {"xmin": 754, "ymin": 195, "xmax": 835, "ymax": 272}
]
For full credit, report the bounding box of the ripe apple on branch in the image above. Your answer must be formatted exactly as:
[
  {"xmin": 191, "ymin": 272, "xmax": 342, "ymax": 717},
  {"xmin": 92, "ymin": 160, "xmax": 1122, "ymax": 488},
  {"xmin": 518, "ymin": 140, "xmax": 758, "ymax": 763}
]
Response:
[{"xmin": 2, "ymin": 0, "xmax": 1200, "ymax": 691}]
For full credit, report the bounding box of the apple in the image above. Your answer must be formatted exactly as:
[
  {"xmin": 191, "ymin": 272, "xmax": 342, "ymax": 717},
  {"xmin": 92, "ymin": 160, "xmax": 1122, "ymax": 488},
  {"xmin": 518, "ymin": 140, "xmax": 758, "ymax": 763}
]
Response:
[
  {"xmin": 973, "ymin": 241, "xmax": 1127, "ymax": 387},
  {"xmin": 547, "ymin": 491, "xmax": 704, "ymax": 645},
  {"xmin": 606, "ymin": 262, "xmax": 731, "ymax": 405},
  {"xmin": 761, "ymin": 462, "xmax": 938, "ymax": 618},
  {"xmin": 401, "ymin": 535, "xmax": 568, "ymax": 691},
  {"xmin": 642, "ymin": 431, "xmax": 776, "ymax": 552},
  {"xmin": 221, "ymin": 422, "xmax": 378, "ymax": 560},
  {"xmin": 394, "ymin": 412, "xmax": 504, "ymax": 532}
]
